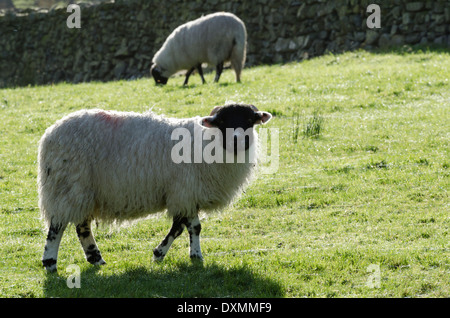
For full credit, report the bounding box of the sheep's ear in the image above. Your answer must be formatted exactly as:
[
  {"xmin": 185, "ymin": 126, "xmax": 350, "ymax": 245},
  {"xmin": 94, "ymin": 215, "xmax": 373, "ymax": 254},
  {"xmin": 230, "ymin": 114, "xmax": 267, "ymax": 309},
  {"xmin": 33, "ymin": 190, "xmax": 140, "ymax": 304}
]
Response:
[
  {"xmin": 201, "ymin": 106, "xmax": 221, "ymax": 127},
  {"xmin": 256, "ymin": 111, "xmax": 272, "ymax": 125},
  {"xmin": 249, "ymin": 104, "xmax": 259, "ymax": 112},
  {"xmin": 200, "ymin": 116, "xmax": 216, "ymax": 128},
  {"xmin": 209, "ymin": 106, "xmax": 222, "ymax": 116}
]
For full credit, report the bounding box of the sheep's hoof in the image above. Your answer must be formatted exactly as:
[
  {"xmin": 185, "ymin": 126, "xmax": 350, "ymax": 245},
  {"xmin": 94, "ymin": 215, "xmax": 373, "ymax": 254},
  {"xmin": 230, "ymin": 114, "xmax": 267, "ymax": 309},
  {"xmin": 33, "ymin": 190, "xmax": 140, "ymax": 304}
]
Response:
[
  {"xmin": 153, "ymin": 249, "xmax": 165, "ymax": 262},
  {"xmin": 87, "ymin": 252, "xmax": 106, "ymax": 266},
  {"xmin": 43, "ymin": 258, "xmax": 58, "ymax": 273},
  {"xmin": 92, "ymin": 259, "xmax": 106, "ymax": 266},
  {"xmin": 190, "ymin": 254, "xmax": 204, "ymax": 263},
  {"xmin": 44, "ymin": 266, "xmax": 58, "ymax": 273}
]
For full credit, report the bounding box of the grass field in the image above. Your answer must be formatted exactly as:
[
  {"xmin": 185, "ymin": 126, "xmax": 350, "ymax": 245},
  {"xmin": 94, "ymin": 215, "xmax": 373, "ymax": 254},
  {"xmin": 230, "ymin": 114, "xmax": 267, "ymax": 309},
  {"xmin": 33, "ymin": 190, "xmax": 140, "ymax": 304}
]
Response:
[{"xmin": 0, "ymin": 49, "xmax": 449, "ymax": 298}]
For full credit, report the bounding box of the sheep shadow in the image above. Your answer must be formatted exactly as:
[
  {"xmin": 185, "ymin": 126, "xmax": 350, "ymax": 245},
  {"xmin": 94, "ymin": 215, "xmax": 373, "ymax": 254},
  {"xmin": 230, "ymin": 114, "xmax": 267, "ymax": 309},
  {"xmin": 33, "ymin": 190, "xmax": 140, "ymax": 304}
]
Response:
[{"xmin": 42, "ymin": 261, "xmax": 284, "ymax": 298}]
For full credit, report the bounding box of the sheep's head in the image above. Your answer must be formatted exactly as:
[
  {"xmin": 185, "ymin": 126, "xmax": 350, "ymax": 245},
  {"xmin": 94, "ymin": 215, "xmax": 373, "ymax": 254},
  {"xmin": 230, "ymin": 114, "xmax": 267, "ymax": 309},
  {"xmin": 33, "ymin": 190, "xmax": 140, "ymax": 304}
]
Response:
[
  {"xmin": 151, "ymin": 64, "xmax": 168, "ymax": 85},
  {"xmin": 201, "ymin": 104, "xmax": 272, "ymax": 154}
]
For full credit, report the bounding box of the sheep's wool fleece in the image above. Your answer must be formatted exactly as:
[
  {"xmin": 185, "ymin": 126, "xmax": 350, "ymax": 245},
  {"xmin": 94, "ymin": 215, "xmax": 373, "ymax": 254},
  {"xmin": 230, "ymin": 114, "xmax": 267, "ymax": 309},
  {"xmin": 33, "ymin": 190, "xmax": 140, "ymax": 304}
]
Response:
[
  {"xmin": 38, "ymin": 109, "xmax": 256, "ymax": 227},
  {"xmin": 153, "ymin": 12, "xmax": 246, "ymax": 77}
]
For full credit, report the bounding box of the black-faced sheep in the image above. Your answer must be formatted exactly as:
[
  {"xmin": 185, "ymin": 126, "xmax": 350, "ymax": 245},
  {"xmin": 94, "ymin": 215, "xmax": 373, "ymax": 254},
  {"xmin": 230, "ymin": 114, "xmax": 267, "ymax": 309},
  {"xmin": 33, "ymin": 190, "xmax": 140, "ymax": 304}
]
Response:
[
  {"xmin": 151, "ymin": 12, "xmax": 247, "ymax": 85},
  {"xmin": 39, "ymin": 104, "xmax": 272, "ymax": 272}
]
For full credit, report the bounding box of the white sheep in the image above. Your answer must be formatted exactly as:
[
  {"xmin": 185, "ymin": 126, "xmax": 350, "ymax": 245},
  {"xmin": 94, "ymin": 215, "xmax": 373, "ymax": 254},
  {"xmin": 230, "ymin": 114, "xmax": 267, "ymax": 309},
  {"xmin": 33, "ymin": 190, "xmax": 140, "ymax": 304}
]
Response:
[
  {"xmin": 39, "ymin": 104, "xmax": 272, "ymax": 272},
  {"xmin": 151, "ymin": 12, "xmax": 247, "ymax": 85}
]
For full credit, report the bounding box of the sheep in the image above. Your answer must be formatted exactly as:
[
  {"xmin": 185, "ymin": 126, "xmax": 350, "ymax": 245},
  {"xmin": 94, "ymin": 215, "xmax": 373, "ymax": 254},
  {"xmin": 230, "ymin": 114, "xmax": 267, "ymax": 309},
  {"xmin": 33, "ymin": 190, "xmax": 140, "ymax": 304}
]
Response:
[
  {"xmin": 39, "ymin": 103, "xmax": 272, "ymax": 272},
  {"xmin": 151, "ymin": 12, "xmax": 247, "ymax": 85}
]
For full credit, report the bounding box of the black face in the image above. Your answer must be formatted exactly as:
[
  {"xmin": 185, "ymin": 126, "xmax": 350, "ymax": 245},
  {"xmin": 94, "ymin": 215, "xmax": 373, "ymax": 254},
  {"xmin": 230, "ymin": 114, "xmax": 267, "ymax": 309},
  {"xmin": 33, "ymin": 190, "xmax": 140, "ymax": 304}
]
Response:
[
  {"xmin": 203, "ymin": 104, "xmax": 267, "ymax": 153},
  {"xmin": 151, "ymin": 65, "xmax": 168, "ymax": 85}
]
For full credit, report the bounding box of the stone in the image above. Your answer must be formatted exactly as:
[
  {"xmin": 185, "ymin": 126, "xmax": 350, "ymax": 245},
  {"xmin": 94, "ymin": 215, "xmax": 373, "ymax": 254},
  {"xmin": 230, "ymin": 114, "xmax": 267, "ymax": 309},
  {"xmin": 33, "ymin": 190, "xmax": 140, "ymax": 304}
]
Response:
[
  {"xmin": 402, "ymin": 12, "xmax": 412, "ymax": 24},
  {"xmin": 296, "ymin": 3, "xmax": 306, "ymax": 18},
  {"xmin": 419, "ymin": 36, "xmax": 428, "ymax": 45},
  {"xmin": 275, "ymin": 38, "xmax": 296, "ymax": 53},
  {"xmin": 73, "ymin": 73, "xmax": 83, "ymax": 84},
  {"xmin": 391, "ymin": 34, "xmax": 405, "ymax": 46},
  {"xmin": 433, "ymin": 35, "xmax": 447, "ymax": 45},
  {"xmin": 432, "ymin": 14, "xmax": 445, "ymax": 24},
  {"xmin": 405, "ymin": 33, "xmax": 421, "ymax": 44},
  {"xmin": 433, "ymin": 2, "xmax": 445, "ymax": 13},
  {"xmin": 418, "ymin": 11, "xmax": 430, "ymax": 24},
  {"xmin": 435, "ymin": 24, "xmax": 446, "ymax": 33},
  {"xmin": 318, "ymin": 30, "xmax": 328, "ymax": 40},
  {"xmin": 378, "ymin": 33, "xmax": 391, "ymax": 47},
  {"xmin": 317, "ymin": 2, "xmax": 335, "ymax": 17},
  {"xmin": 114, "ymin": 46, "xmax": 129, "ymax": 57},
  {"xmin": 114, "ymin": 38, "xmax": 129, "ymax": 57},
  {"xmin": 304, "ymin": 4, "xmax": 320, "ymax": 18},
  {"xmin": 390, "ymin": 24, "xmax": 398, "ymax": 35},
  {"xmin": 391, "ymin": 6, "xmax": 401, "ymax": 18},
  {"xmin": 136, "ymin": 10, "xmax": 146, "ymax": 22},
  {"xmin": 406, "ymin": 2, "xmax": 424, "ymax": 12},
  {"xmin": 365, "ymin": 30, "xmax": 379, "ymax": 45},
  {"xmin": 273, "ymin": 53, "xmax": 283, "ymax": 64},
  {"xmin": 98, "ymin": 61, "xmax": 110, "ymax": 78},
  {"xmin": 114, "ymin": 61, "xmax": 127, "ymax": 78},
  {"xmin": 294, "ymin": 35, "xmax": 309, "ymax": 49}
]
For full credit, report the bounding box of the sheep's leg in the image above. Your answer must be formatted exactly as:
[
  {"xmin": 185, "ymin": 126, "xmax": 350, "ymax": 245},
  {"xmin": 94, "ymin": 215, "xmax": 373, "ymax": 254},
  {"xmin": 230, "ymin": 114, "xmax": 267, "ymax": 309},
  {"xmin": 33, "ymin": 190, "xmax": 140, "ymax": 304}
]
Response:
[
  {"xmin": 184, "ymin": 64, "xmax": 204, "ymax": 85},
  {"xmin": 76, "ymin": 218, "xmax": 106, "ymax": 266},
  {"xmin": 153, "ymin": 216, "xmax": 186, "ymax": 261},
  {"xmin": 197, "ymin": 64, "xmax": 205, "ymax": 84},
  {"xmin": 42, "ymin": 221, "xmax": 67, "ymax": 272},
  {"xmin": 184, "ymin": 67, "xmax": 195, "ymax": 85},
  {"xmin": 214, "ymin": 62, "xmax": 224, "ymax": 82},
  {"xmin": 185, "ymin": 216, "xmax": 203, "ymax": 261}
]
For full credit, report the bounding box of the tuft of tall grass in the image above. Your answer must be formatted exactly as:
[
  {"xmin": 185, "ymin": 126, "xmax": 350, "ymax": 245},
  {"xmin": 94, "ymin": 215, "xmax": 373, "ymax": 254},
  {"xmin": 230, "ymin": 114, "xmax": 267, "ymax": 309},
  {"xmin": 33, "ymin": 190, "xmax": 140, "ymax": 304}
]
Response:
[
  {"xmin": 303, "ymin": 110, "xmax": 324, "ymax": 139},
  {"xmin": 291, "ymin": 109, "xmax": 324, "ymax": 143}
]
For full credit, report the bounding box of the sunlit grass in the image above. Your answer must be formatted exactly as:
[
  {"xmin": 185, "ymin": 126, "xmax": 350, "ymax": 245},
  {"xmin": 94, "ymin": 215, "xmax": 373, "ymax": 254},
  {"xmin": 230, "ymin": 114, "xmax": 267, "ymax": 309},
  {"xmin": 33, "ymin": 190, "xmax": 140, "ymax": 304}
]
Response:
[{"xmin": 0, "ymin": 49, "xmax": 449, "ymax": 297}]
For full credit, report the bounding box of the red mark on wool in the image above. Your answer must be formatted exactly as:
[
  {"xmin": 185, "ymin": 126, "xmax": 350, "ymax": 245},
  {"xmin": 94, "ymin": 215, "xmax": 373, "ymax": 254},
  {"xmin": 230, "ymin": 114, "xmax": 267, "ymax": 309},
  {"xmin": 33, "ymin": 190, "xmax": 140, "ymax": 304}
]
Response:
[{"xmin": 96, "ymin": 111, "xmax": 123, "ymax": 128}]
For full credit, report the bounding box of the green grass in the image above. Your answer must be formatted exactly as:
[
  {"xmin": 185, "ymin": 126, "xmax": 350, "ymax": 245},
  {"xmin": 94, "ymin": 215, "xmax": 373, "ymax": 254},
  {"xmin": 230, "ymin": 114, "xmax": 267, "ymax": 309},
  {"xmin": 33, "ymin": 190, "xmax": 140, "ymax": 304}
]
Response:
[{"xmin": 0, "ymin": 49, "xmax": 449, "ymax": 298}]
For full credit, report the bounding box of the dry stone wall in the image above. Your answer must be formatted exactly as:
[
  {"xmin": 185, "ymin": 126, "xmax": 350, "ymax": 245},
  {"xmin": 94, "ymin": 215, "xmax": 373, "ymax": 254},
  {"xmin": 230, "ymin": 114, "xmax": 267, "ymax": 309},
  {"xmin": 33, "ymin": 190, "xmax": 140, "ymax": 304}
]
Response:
[{"xmin": 0, "ymin": 0, "xmax": 449, "ymax": 87}]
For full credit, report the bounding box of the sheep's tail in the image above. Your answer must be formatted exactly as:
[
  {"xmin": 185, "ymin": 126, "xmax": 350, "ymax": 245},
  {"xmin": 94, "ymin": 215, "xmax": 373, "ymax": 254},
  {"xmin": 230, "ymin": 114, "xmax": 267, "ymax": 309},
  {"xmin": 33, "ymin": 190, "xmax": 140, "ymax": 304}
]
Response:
[{"xmin": 230, "ymin": 28, "xmax": 247, "ymax": 83}]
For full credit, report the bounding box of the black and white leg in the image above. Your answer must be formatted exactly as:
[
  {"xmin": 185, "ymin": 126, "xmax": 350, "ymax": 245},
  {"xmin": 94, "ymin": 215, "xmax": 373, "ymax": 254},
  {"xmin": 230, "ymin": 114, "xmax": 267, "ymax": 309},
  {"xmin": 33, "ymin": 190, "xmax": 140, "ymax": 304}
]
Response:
[
  {"xmin": 186, "ymin": 216, "xmax": 203, "ymax": 260},
  {"xmin": 184, "ymin": 67, "xmax": 196, "ymax": 85},
  {"xmin": 153, "ymin": 216, "xmax": 186, "ymax": 261},
  {"xmin": 42, "ymin": 222, "xmax": 67, "ymax": 272},
  {"xmin": 214, "ymin": 62, "xmax": 224, "ymax": 82},
  {"xmin": 184, "ymin": 64, "xmax": 205, "ymax": 85},
  {"xmin": 76, "ymin": 218, "xmax": 106, "ymax": 266},
  {"xmin": 153, "ymin": 215, "xmax": 203, "ymax": 261},
  {"xmin": 197, "ymin": 64, "xmax": 205, "ymax": 84}
]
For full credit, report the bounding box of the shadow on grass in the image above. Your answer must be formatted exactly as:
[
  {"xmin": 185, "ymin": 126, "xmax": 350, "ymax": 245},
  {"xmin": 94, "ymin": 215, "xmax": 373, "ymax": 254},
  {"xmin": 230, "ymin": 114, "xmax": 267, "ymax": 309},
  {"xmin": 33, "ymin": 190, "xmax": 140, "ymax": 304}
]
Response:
[{"xmin": 43, "ymin": 262, "xmax": 284, "ymax": 298}]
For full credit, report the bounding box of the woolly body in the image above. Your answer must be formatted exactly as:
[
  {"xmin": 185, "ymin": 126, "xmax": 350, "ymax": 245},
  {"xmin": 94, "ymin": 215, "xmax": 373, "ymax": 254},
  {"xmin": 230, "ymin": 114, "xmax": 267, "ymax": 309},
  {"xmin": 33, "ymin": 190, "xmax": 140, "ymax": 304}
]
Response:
[
  {"xmin": 38, "ymin": 109, "xmax": 255, "ymax": 229},
  {"xmin": 152, "ymin": 12, "xmax": 246, "ymax": 81}
]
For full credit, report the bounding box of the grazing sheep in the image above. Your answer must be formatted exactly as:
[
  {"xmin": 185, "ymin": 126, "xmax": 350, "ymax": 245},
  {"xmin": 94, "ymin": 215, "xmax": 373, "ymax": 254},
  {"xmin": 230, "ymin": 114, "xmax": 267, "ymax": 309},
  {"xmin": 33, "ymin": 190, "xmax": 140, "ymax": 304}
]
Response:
[
  {"xmin": 151, "ymin": 12, "xmax": 247, "ymax": 85},
  {"xmin": 39, "ymin": 104, "xmax": 272, "ymax": 272}
]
